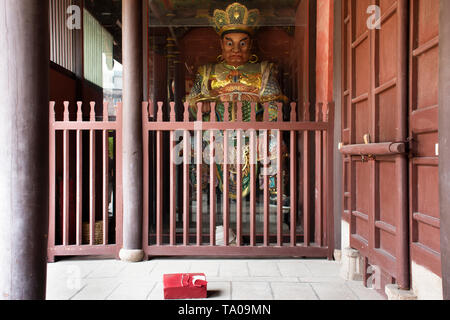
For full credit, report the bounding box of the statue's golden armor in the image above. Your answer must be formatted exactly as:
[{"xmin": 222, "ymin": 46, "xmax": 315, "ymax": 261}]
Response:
[{"xmin": 186, "ymin": 60, "xmax": 287, "ymax": 199}]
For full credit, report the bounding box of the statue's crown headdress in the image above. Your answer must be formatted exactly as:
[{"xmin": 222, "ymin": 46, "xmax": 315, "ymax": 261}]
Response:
[{"xmin": 212, "ymin": 2, "xmax": 260, "ymax": 37}]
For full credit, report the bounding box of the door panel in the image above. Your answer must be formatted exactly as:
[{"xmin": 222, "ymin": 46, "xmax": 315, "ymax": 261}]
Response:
[
  {"xmin": 342, "ymin": 0, "xmax": 409, "ymax": 289},
  {"xmin": 409, "ymin": 0, "xmax": 441, "ymax": 278}
]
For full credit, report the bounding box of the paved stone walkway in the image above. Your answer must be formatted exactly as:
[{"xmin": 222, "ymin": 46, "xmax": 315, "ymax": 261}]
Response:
[{"xmin": 46, "ymin": 257, "xmax": 385, "ymax": 300}]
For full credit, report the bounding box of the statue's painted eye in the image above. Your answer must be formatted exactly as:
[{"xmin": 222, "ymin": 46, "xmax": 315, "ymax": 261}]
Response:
[
  {"xmin": 240, "ymin": 41, "xmax": 246, "ymax": 47},
  {"xmin": 227, "ymin": 41, "xmax": 233, "ymax": 46}
]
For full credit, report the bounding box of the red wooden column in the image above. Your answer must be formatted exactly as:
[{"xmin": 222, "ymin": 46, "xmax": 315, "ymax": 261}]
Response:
[
  {"xmin": 316, "ymin": 0, "xmax": 335, "ymax": 258},
  {"xmin": 0, "ymin": 0, "xmax": 49, "ymax": 300},
  {"xmin": 439, "ymin": 0, "xmax": 450, "ymax": 301},
  {"xmin": 119, "ymin": 0, "xmax": 145, "ymax": 262}
]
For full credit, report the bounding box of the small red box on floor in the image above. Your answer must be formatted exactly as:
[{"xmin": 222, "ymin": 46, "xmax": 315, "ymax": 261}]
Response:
[{"xmin": 163, "ymin": 273, "xmax": 208, "ymax": 300}]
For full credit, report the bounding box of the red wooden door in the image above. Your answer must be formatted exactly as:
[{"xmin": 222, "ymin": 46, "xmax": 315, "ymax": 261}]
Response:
[
  {"xmin": 341, "ymin": 0, "xmax": 409, "ymax": 289},
  {"xmin": 409, "ymin": 0, "xmax": 441, "ymax": 278}
]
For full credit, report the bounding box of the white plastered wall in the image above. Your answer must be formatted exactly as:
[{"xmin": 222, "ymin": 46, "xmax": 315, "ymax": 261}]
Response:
[
  {"xmin": 341, "ymin": 220, "xmax": 350, "ymax": 249},
  {"xmin": 411, "ymin": 261, "xmax": 443, "ymax": 300},
  {"xmin": 340, "ymin": 220, "xmax": 350, "ymax": 268}
]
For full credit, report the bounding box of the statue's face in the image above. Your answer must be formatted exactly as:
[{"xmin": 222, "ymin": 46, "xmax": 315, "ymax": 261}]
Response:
[{"xmin": 220, "ymin": 32, "xmax": 252, "ymax": 67}]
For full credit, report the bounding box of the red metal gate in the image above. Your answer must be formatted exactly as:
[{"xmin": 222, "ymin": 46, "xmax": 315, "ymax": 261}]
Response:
[
  {"xmin": 142, "ymin": 100, "xmax": 334, "ymax": 258},
  {"xmin": 48, "ymin": 101, "xmax": 123, "ymax": 261},
  {"xmin": 340, "ymin": 0, "xmax": 409, "ymax": 289}
]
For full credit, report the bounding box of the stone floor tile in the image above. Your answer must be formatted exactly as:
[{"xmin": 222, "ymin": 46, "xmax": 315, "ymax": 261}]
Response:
[
  {"xmin": 212, "ymin": 276, "xmax": 298, "ymax": 283},
  {"xmin": 147, "ymin": 282, "xmax": 164, "ymax": 300},
  {"xmin": 86, "ymin": 260, "xmax": 128, "ymax": 278},
  {"xmin": 271, "ymin": 282, "xmax": 319, "ymax": 300},
  {"xmin": 277, "ymin": 261, "xmax": 312, "ymax": 277},
  {"xmin": 248, "ymin": 261, "xmax": 281, "ymax": 277},
  {"xmin": 299, "ymin": 276, "xmax": 347, "ymax": 284},
  {"xmin": 219, "ymin": 261, "xmax": 249, "ymax": 278},
  {"xmin": 116, "ymin": 261, "xmax": 156, "ymax": 279},
  {"xmin": 303, "ymin": 260, "xmax": 341, "ymax": 276},
  {"xmin": 231, "ymin": 282, "xmax": 273, "ymax": 300},
  {"xmin": 310, "ymin": 282, "xmax": 358, "ymax": 300},
  {"xmin": 107, "ymin": 282, "xmax": 156, "ymax": 300},
  {"xmin": 46, "ymin": 278, "xmax": 85, "ymax": 300},
  {"xmin": 47, "ymin": 260, "xmax": 103, "ymax": 279},
  {"xmin": 70, "ymin": 278, "xmax": 120, "ymax": 300}
]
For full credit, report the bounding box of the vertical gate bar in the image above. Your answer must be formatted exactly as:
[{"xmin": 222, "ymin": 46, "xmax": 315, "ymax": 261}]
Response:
[
  {"xmin": 276, "ymin": 103, "xmax": 283, "ymax": 247},
  {"xmin": 169, "ymin": 130, "xmax": 176, "ymax": 245},
  {"xmin": 156, "ymin": 102, "xmax": 163, "ymax": 246},
  {"xmin": 263, "ymin": 103, "xmax": 270, "ymax": 246},
  {"xmin": 76, "ymin": 102, "xmax": 83, "ymax": 246},
  {"xmin": 315, "ymin": 102, "xmax": 323, "ymax": 247},
  {"xmin": 322, "ymin": 105, "xmax": 328, "ymax": 247},
  {"xmin": 249, "ymin": 103, "xmax": 257, "ymax": 246},
  {"xmin": 89, "ymin": 102, "xmax": 96, "ymax": 245},
  {"xmin": 223, "ymin": 103, "xmax": 230, "ymax": 246},
  {"xmin": 210, "ymin": 103, "xmax": 216, "ymax": 246},
  {"xmin": 196, "ymin": 104, "xmax": 203, "ymax": 246},
  {"xmin": 115, "ymin": 103, "xmax": 124, "ymax": 253},
  {"xmin": 303, "ymin": 102, "xmax": 311, "ymax": 247},
  {"xmin": 156, "ymin": 130, "xmax": 162, "ymax": 245},
  {"xmin": 183, "ymin": 103, "xmax": 190, "ymax": 246},
  {"xmin": 63, "ymin": 102, "xmax": 70, "ymax": 246},
  {"xmin": 142, "ymin": 102, "xmax": 150, "ymax": 250},
  {"xmin": 236, "ymin": 102, "xmax": 243, "ymax": 246},
  {"xmin": 102, "ymin": 102, "xmax": 109, "ymax": 245},
  {"xmin": 290, "ymin": 102, "xmax": 297, "ymax": 246},
  {"xmin": 325, "ymin": 102, "xmax": 335, "ymax": 259},
  {"xmin": 236, "ymin": 132, "xmax": 242, "ymax": 247},
  {"xmin": 169, "ymin": 102, "xmax": 176, "ymax": 246},
  {"xmin": 48, "ymin": 102, "xmax": 56, "ymax": 251}
]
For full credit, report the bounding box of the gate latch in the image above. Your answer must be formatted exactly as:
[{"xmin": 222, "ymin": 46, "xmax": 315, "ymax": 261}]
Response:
[{"xmin": 361, "ymin": 134, "xmax": 375, "ymax": 162}]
